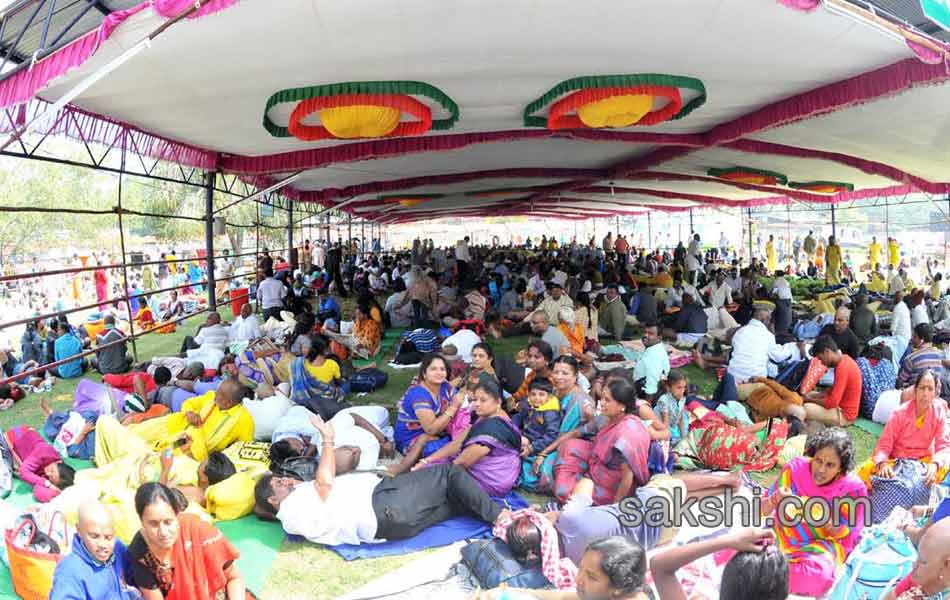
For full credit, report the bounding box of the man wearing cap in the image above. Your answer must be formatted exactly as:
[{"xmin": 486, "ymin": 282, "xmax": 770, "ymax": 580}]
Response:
[
  {"xmin": 599, "ymin": 283, "xmax": 627, "ymax": 341},
  {"xmin": 533, "ymin": 281, "xmax": 574, "ymax": 326}
]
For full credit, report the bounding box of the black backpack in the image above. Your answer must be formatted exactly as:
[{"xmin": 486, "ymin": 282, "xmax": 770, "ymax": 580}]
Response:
[{"xmin": 459, "ymin": 538, "xmax": 551, "ymax": 590}]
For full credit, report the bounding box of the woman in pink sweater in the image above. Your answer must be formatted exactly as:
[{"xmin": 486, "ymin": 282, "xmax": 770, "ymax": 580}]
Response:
[{"xmin": 5, "ymin": 425, "xmax": 75, "ymax": 502}]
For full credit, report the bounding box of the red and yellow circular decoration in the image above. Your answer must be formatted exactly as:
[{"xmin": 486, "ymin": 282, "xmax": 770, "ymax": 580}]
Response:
[
  {"xmin": 708, "ymin": 167, "xmax": 788, "ymax": 186},
  {"xmin": 524, "ymin": 74, "xmax": 706, "ymax": 130},
  {"xmin": 263, "ymin": 81, "xmax": 459, "ymax": 141},
  {"xmin": 788, "ymin": 181, "xmax": 854, "ymax": 194}
]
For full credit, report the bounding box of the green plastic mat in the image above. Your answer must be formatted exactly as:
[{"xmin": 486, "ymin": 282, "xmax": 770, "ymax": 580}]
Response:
[{"xmin": 853, "ymin": 417, "xmax": 884, "ymax": 437}]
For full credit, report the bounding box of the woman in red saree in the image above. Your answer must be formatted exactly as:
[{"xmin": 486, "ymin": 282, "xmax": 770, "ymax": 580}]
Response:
[
  {"xmin": 551, "ymin": 377, "xmax": 651, "ymax": 505},
  {"xmin": 129, "ymin": 482, "xmax": 254, "ymax": 600},
  {"xmin": 94, "ymin": 263, "xmax": 109, "ymax": 311}
]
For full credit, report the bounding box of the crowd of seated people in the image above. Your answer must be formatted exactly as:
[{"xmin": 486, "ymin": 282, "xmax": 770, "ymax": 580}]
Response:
[{"xmin": 4, "ymin": 232, "xmax": 950, "ymax": 600}]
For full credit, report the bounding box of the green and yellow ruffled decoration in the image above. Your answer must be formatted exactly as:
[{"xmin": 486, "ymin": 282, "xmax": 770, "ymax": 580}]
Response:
[
  {"xmin": 523, "ymin": 74, "xmax": 706, "ymax": 129},
  {"xmin": 708, "ymin": 167, "xmax": 788, "ymax": 186},
  {"xmin": 378, "ymin": 194, "xmax": 443, "ymax": 208},
  {"xmin": 788, "ymin": 181, "xmax": 854, "ymax": 194},
  {"xmin": 263, "ymin": 81, "xmax": 459, "ymax": 141}
]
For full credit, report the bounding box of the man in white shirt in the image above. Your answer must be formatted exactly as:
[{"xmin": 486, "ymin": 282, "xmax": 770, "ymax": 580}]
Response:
[
  {"xmin": 442, "ymin": 328, "xmax": 481, "ymax": 363},
  {"xmin": 633, "ymin": 324, "xmax": 670, "ymax": 400},
  {"xmin": 256, "ymin": 415, "xmax": 504, "ymax": 545},
  {"xmin": 772, "ymin": 272, "xmax": 794, "ymax": 334},
  {"xmin": 455, "ymin": 236, "xmax": 471, "ymax": 285},
  {"xmin": 229, "ymin": 303, "xmax": 262, "ymax": 343},
  {"xmin": 312, "ymin": 242, "xmax": 326, "ymax": 269},
  {"xmin": 214, "ymin": 249, "xmax": 234, "ymax": 302},
  {"xmin": 892, "ymin": 290, "xmax": 912, "ymax": 341},
  {"xmin": 193, "ymin": 312, "xmax": 230, "ymax": 350},
  {"xmin": 686, "ymin": 234, "xmax": 703, "ymax": 285},
  {"xmin": 256, "ymin": 268, "xmax": 287, "ymax": 321},
  {"xmin": 666, "ymin": 271, "xmax": 698, "ymax": 309},
  {"xmin": 695, "ymin": 309, "xmax": 779, "ymax": 385},
  {"xmin": 179, "ymin": 311, "xmax": 230, "ymax": 353},
  {"xmin": 531, "ymin": 282, "xmax": 574, "ymax": 326},
  {"xmin": 700, "ymin": 271, "xmax": 733, "ymax": 309},
  {"xmin": 888, "ymin": 265, "xmax": 905, "ymax": 295}
]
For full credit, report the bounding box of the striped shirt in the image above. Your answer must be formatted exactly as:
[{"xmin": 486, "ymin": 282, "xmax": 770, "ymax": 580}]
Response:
[
  {"xmin": 401, "ymin": 329, "xmax": 440, "ymax": 353},
  {"xmin": 897, "ymin": 345, "xmax": 946, "ymax": 389}
]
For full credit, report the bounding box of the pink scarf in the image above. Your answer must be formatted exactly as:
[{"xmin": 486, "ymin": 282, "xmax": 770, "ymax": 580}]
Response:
[{"xmin": 493, "ymin": 509, "xmax": 577, "ymax": 590}]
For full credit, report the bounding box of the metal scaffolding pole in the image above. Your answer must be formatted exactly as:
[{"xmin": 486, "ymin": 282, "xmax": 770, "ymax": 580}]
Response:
[
  {"xmin": 689, "ymin": 209, "xmax": 694, "ymax": 235},
  {"xmin": 255, "ymin": 199, "xmax": 260, "ymax": 311},
  {"xmin": 204, "ymin": 171, "xmax": 217, "ymax": 310},
  {"xmin": 348, "ymin": 214, "xmax": 353, "ymax": 262},
  {"xmin": 786, "ymin": 203, "xmax": 791, "ymax": 263},
  {"xmin": 747, "ymin": 207, "xmax": 754, "ymax": 264},
  {"xmin": 831, "ymin": 203, "xmax": 837, "ymax": 239},
  {"xmin": 116, "ymin": 142, "xmax": 138, "ymax": 361},
  {"xmin": 885, "ymin": 199, "xmax": 890, "ymax": 241},
  {"xmin": 287, "ymin": 198, "xmax": 295, "ymax": 270},
  {"xmin": 361, "ymin": 219, "xmax": 366, "ymax": 257}
]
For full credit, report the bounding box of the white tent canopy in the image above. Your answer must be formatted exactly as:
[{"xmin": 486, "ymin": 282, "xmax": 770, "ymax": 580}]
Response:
[{"xmin": 5, "ymin": 0, "xmax": 949, "ymax": 222}]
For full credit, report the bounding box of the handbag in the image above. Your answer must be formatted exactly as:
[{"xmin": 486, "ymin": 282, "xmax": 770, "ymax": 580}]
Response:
[
  {"xmin": 5, "ymin": 512, "xmax": 68, "ymax": 600},
  {"xmin": 827, "ymin": 526, "xmax": 916, "ymax": 600},
  {"xmin": 870, "ymin": 459, "xmax": 932, "ymax": 524},
  {"xmin": 350, "ymin": 368, "xmax": 389, "ymax": 393},
  {"xmin": 271, "ymin": 455, "xmax": 316, "ymax": 481},
  {"xmin": 459, "ymin": 538, "xmax": 551, "ymax": 590}
]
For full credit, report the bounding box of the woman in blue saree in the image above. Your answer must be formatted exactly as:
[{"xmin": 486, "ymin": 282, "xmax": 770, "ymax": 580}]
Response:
[
  {"xmin": 394, "ymin": 354, "xmax": 462, "ymax": 457},
  {"xmin": 415, "ymin": 376, "xmax": 521, "ymax": 497},
  {"xmin": 290, "ymin": 354, "xmax": 348, "ymax": 420},
  {"xmin": 521, "ymin": 355, "xmax": 594, "ymax": 492}
]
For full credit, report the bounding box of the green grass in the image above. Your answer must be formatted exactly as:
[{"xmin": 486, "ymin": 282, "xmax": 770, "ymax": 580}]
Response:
[{"xmin": 0, "ymin": 318, "xmax": 879, "ymax": 599}]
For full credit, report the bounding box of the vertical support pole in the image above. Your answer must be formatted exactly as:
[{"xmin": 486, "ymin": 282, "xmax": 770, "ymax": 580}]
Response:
[
  {"xmin": 361, "ymin": 219, "xmax": 366, "ymax": 258},
  {"xmin": 945, "ymin": 196, "xmax": 949, "ymax": 267},
  {"xmin": 689, "ymin": 209, "xmax": 694, "ymax": 235},
  {"xmin": 348, "ymin": 214, "xmax": 353, "ymax": 266},
  {"xmin": 615, "ymin": 215, "xmax": 620, "ymax": 238},
  {"xmin": 255, "ymin": 199, "xmax": 261, "ymax": 307},
  {"xmin": 885, "ymin": 199, "xmax": 890, "ymax": 243},
  {"xmin": 204, "ymin": 171, "xmax": 216, "ymax": 310},
  {"xmin": 786, "ymin": 202, "xmax": 791, "ymax": 265},
  {"xmin": 287, "ymin": 198, "xmax": 294, "ymax": 270},
  {"xmin": 747, "ymin": 207, "xmax": 754, "ymax": 265},
  {"xmin": 831, "ymin": 203, "xmax": 837, "ymax": 240},
  {"xmin": 116, "ymin": 137, "xmax": 138, "ymax": 361}
]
